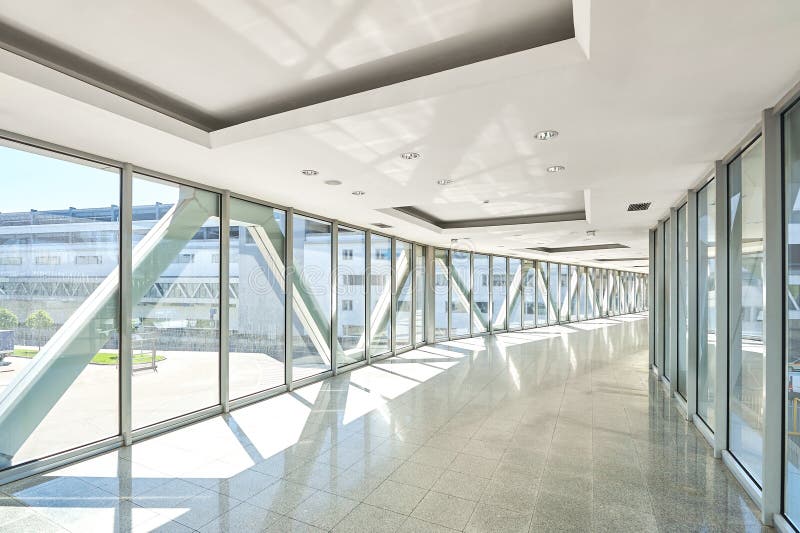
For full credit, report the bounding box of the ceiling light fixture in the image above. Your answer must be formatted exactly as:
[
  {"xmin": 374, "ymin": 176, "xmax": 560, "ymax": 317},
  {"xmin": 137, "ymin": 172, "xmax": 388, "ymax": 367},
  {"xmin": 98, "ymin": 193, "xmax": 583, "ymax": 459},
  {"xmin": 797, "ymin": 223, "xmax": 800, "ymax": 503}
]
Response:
[
  {"xmin": 324, "ymin": 180, "xmax": 342, "ymax": 186},
  {"xmin": 535, "ymin": 130, "xmax": 559, "ymax": 141},
  {"xmin": 352, "ymin": 190, "xmax": 365, "ymax": 196},
  {"xmin": 437, "ymin": 178, "xmax": 454, "ymax": 185},
  {"xmin": 401, "ymin": 152, "xmax": 421, "ymax": 160},
  {"xmin": 547, "ymin": 165, "xmax": 565, "ymax": 173},
  {"xmin": 301, "ymin": 169, "xmax": 318, "ymax": 176}
]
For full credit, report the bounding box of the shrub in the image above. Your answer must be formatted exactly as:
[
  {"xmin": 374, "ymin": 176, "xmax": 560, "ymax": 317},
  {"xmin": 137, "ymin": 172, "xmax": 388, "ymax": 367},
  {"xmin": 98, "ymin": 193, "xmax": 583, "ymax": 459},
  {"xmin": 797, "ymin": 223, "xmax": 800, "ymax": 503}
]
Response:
[{"xmin": 0, "ymin": 308, "xmax": 18, "ymax": 330}]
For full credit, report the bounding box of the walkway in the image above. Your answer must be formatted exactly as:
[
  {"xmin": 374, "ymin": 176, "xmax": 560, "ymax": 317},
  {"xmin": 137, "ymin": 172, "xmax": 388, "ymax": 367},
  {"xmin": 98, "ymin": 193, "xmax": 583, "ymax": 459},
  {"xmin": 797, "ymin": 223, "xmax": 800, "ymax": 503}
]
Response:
[{"xmin": 0, "ymin": 314, "xmax": 766, "ymax": 532}]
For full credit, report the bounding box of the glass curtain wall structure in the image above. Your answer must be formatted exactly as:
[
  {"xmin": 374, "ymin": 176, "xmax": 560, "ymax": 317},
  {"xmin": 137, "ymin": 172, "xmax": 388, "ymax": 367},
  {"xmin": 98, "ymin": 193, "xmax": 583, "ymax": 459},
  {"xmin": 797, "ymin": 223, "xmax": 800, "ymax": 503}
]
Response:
[
  {"xmin": 537, "ymin": 261, "xmax": 549, "ymax": 326},
  {"xmin": 522, "ymin": 260, "xmax": 536, "ymax": 328},
  {"xmin": 473, "ymin": 254, "xmax": 490, "ymax": 334},
  {"xmin": 649, "ymin": 94, "xmax": 800, "ymax": 529},
  {"xmin": 549, "ymin": 263, "xmax": 560, "ymax": 324},
  {"xmin": 492, "ymin": 256, "xmax": 507, "ymax": 331},
  {"xmin": 728, "ymin": 137, "xmax": 766, "ymax": 485},
  {"xmin": 784, "ymin": 99, "xmax": 800, "ymax": 528},
  {"xmin": 0, "ymin": 130, "xmax": 646, "ymax": 480},
  {"xmin": 677, "ymin": 203, "xmax": 689, "ymax": 398},
  {"xmin": 229, "ymin": 197, "xmax": 287, "ymax": 397},
  {"xmin": 414, "ymin": 244, "xmax": 425, "ymax": 345},
  {"xmin": 450, "ymin": 250, "xmax": 470, "ymax": 337},
  {"xmin": 291, "ymin": 215, "xmax": 331, "ymax": 382},
  {"xmin": 508, "ymin": 258, "xmax": 522, "ymax": 330},
  {"xmin": 559, "ymin": 264, "xmax": 570, "ymax": 323},
  {"xmin": 369, "ymin": 235, "xmax": 391, "ymax": 356},
  {"xmin": 337, "ymin": 226, "xmax": 366, "ymax": 367},
  {"xmin": 395, "ymin": 240, "xmax": 413, "ymax": 349},
  {"xmin": 697, "ymin": 180, "xmax": 717, "ymax": 429}
]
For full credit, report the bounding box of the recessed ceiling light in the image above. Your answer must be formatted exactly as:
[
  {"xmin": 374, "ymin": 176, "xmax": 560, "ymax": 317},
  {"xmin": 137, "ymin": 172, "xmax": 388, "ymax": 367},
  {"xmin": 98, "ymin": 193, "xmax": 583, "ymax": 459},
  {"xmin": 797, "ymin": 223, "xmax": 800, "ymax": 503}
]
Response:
[
  {"xmin": 325, "ymin": 180, "xmax": 342, "ymax": 186},
  {"xmin": 436, "ymin": 178, "xmax": 454, "ymax": 185},
  {"xmin": 401, "ymin": 152, "xmax": 421, "ymax": 160},
  {"xmin": 301, "ymin": 169, "xmax": 318, "ymax": 176},
  {"xmin": 483, "ymin": 200, "xmax": 490, "ymax": 204},
  {"xmin": 547, "ymin": 165, "xmax": 565, "ymax": 173},
  {"xmin": 535, "ymin": 130, "xmax": 559, "ymax": 140},
  {"xmin": 352, "ymin": 190, "xmax": 365, "ymax": 196},
  {"xmin": 514, "ymin": 234, "xmax": 523, "ymax": 237}
]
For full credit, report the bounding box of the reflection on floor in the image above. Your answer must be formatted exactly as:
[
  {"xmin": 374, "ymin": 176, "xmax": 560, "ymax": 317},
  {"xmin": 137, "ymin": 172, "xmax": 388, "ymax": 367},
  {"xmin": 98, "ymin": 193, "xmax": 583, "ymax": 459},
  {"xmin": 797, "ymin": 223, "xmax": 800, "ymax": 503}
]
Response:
[{"xmin": 0, "ymin": 313, "xmax": 766, "ymax": 532}]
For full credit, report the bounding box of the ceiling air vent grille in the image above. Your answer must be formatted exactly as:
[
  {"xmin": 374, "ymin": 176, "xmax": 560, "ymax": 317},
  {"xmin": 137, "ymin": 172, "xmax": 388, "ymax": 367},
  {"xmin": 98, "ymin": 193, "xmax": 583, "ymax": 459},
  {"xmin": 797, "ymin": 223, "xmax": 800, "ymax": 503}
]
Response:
[
  {"xmin": 627, "ymin": 202, "xmax": 651, "ymax": 212},
  {"xmin": 372, "ymin": 222, "xmax": 393, "ymax": 229}
]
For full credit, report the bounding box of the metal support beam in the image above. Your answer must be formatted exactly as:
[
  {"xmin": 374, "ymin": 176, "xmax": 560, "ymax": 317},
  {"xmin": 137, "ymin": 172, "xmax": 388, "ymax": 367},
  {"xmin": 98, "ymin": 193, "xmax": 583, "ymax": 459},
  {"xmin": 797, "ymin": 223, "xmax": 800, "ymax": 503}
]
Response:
[
  {"xmin": 761, "ymin": 107, "xmax": 783, "ymax": 526},
  {"xmin": 219, "ymin": 191, "xmax": 230, "ymax": 411},
  {"xmin": 120, "ymin": 164, "xmax": 133, "ymax": 445},
  {"xmin": 285, "ymin": 208, "xmax": 294, "ymax": 391},
  {"xmin": 331, "ymin": 221, "xmax": 339, "ymax": 374},
  {"xmin": 714, "ymin": 160, "xmax": 729, "ymax": 458},
  {"xmin": 687, "ymin": 189, "xmax": 699, "ymax": 419}
]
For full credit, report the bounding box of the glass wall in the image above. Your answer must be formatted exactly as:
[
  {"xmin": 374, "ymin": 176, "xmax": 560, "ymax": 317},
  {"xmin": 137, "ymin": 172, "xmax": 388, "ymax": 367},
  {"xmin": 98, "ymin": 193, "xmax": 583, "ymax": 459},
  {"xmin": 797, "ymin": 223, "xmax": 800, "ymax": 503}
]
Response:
[
  {"xmin": 537, "ymin": 261, "xmax": 549, "ymax": 326},
  {"xmin": 450, "ymin": 250, "xmax": 470, "ymax": 337},
  {"xmin": 229, "ymin": 198, "xmax": 286, "ymax": 398},
  {"xmin": 677, "ymin": 203, "xmax": 689, "ymax": 398},
  {"xmin": 369, "ymin": 235, "xmax": 392, "ymax": 356},
  {"xmin": 697, "ymin": 179, "xmax": 717, "ymax": 429},
  {"xmin": 434, "ymin": 249, "xmax": 448, "ymax": 340},
  {"xmin": 522, "ymin": 260, "xmax": 536, "ymax": 328},
  {"xmin": 414, "ymin": 244, "xmax": 425, "ymax": 345},
  {"xmin": 578, "ymin": 267, "xmax": 587, "ymax": 320},
  {"xmin": 508, "ymin": 258, "xmax": 522, "ymax": 330},
  {"xmin": 549, "ymin": 263, "xmax": 560, "ymax": 323},
  {"xmin": 784, "ymin": 101, "xmax": 800, "ymax": 527},
  {"xmin": 291, "ymin": 215, "xmax": 331, "ymax": 382},
  {"xmin": 0, "ymin": 142, "xmax": 120, "ymax": 466},
  {"xmin": 395, "ymin": 240, "xmax": 413, "ymax": 349},
  {"xmin": 569, "ymin": 265, "xmax": 578, "ymax": 321},
  {"xmin": 492, "ymin": 256, "xmax": 507, "ymax": 330},
  {"xmin": 0, "ymin": 130, "xmax": 646, "ymax": 479},
  {"xmin": 473, "ymin": 254, "xmax": 490, "ymax": 334},
  {"xmin": 337, "ymin": 226, "xmax": 366, "ymax": 367},
  {"xmin": 728, "ymin": 137, "xmax": 765, "ymax": 485},
  {"xmin": 131, "ymin": 174, "xmax": 221, "ymax": 429}
]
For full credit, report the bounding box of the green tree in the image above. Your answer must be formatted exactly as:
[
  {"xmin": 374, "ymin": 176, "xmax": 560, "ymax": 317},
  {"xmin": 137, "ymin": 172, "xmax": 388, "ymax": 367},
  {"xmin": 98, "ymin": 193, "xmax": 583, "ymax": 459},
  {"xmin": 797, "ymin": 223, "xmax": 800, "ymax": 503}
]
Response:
[
  {"xmin": 25, "ymin": 310, "xmax": 54, "ymax": 329},
  {"xmin": 0, "ymin": 308, "xmax": 18, "ymax": 330}
]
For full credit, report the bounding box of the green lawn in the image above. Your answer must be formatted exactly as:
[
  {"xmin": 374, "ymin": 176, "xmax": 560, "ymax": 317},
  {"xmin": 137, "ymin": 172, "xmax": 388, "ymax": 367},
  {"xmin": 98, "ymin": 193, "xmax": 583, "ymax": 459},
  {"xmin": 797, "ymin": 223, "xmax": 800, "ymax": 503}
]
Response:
[{"xmin": 12, "ymin": 348, "xmax": 165, "ymax": 365}]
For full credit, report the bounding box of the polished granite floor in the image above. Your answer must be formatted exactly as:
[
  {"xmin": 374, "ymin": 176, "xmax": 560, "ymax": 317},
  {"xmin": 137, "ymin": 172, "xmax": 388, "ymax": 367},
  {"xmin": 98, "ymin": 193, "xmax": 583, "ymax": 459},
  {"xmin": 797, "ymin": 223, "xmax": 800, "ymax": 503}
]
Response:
[{"xmin": 0, "ymin": 313, "xmax": 767, "ymax": 532}]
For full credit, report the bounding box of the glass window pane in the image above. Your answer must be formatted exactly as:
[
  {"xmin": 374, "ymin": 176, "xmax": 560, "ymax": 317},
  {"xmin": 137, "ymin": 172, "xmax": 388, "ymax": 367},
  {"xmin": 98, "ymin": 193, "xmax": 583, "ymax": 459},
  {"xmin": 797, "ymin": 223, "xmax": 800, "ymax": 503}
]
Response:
[
  {"xmin": 369, "ymin": 235, "xmax": 391, "ymax": 355},
  {"xmin": 677, "ymin": 203, "xmax": 689, "ymax": 398},
  {"xmin": 569, "ymin": 265, "xmax": 578, "ymax": 321},
  {"xmin": 697, "ymin": 179, "xmax": 716, "ymax": 429},
  {"xmin": 728, "ymin": 137, "xmax": 765, "ymax": 485},
  {"xmin": 492, "ymin": 257, "xmax": 507, "ymax": 330},
  {"xmin": 559, "ymin": 264, "xmax": 569, "ymax": 323},
  {"xmin": 523, "ymin": 260, "xmax": 536, "ymax": 328},
  {"xmin": 578, "ymin": 267, "xmax": 587, "ymax": 320},
  {"xmin": 337, "ymin": 226, "xmax": 365, "ymax": 367},
  {"xmin": 414, "ymin": 245, "xmax": 425, "ymax": 344},
  {"xmin": 395, "ymin": 240, "xmax": 412, "ymax": 348},
  {"xmin": 473, "ymin": 254, "xmax": 490, "ymax": 334},
  {"xmin": 291, "ymin": 215, "xmax": 331, "ymax": 381},
  {"xmin": 434, "ymin": 249, "xmax": 449, "ymax": 340},
  {"xmin": 508, "ymin": 258, "xmax": 522, "ymax": 329},
  {"xmin": 450, "ymin": 250, "xmax": 470, "ymax": 337},
  {"xmin": 537, "ymin": 262, "xmax": 549, "ymax": 326},
  {"xmin": 132, "ymin": 174, "xmax": 220, "ymax": 429},
  {"xmin": 664, "ymin": 221, "xmax": 672, "ymax": 377},
  {"xmin": 229, "ymin": 198, "xmax": 286, "ymax": 398},
  {"xmin": 784, "ymin": 102, "xmax": 800, "ymax": 525},
  {"xmin": 0, "ymin": 143, "xmax": 120, "ymax": 468}
]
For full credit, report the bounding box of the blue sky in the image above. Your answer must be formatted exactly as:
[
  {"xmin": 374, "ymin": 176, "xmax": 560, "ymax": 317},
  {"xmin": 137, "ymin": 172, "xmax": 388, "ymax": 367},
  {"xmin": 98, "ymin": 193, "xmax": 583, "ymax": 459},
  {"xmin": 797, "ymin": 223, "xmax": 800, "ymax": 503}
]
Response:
[{"xmin": 0, "ymin": 145, "xmax": 177, "ymax": 213}]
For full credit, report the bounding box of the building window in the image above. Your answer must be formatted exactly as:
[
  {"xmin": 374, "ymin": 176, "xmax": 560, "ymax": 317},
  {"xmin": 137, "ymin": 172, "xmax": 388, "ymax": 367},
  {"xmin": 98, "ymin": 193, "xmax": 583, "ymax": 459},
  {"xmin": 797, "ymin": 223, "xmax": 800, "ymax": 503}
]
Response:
[
  {"xmin": 342, "ymin": 249, "xmax": 353, "ymax": 260},
  {"xmin": 175, "ymin": 253, "xmax": 194, "ymax": 264},
  {"xmin": 211, "ymin": 253, "xmax": 220, "ymax": 263},
  {"xmin": 0, "ymin": 256, "xmax": 22, "ymax": 265},
  {"xmin": 342, "ymin": 299, "xmax": 353, "ymax": 311},
  {"xmin": 35, "ymin": 256, "xmax": 60, "ymax": 265},
  {"xmin": 75, "ymin": 255, "xmax": 102, "ymax": 265}
]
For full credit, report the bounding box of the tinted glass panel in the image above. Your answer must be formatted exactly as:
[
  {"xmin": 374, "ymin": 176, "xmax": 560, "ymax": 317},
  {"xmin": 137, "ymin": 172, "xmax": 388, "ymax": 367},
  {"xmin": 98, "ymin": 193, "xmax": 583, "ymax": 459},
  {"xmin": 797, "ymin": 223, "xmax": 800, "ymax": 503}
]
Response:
[
  {"xmin": 492, "ymin": 257, "xmax": 507, "ymax": 330},
  {"xmin": 434, "ymin": 249, "xmax": 448, "ymax": 340},
  {"xmin": 698, "ymin": 179, "xmax": 717, "ymax": 428},
  {"xmin": 473, "ymin": 254, "xmax": 490, "ymax": 334},
  {"xmin": 508, "ymin": 258, "xmax": 522, "ymax": 329},
  {"xmin": 450, "ymin": 250, "xmax": 470, "ymax": 337},
  {"xmin": 369, "ymin": 235, "xmax": 391, "ymax": 355},
  {"xmin": 395, "ymin": 240, "xmax": 412, "ymax": 348},
  {"xmin": 337, "ymin": 226, "xmax": 365, "ymax": 367}
]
